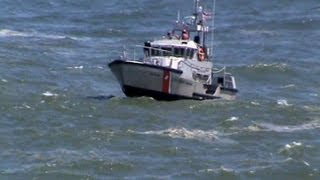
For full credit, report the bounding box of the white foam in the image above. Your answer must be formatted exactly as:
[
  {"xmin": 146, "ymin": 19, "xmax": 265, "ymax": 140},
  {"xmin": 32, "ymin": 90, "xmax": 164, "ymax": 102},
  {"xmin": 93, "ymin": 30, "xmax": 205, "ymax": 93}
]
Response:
[
  {"xmin": 1, "ymin": 78, "xmax": 7, "ymax": 83},
  {"xmin": 310, "ymin": 93, "xmax": 318, "ymax": 97},
  {"xmin": 219, "ymin": 166, "xmax": 235, "ymax": 173},
  {"xmin": 140, "ymin": 128, "xmax": 218, "ymax": 142},
  {"xmin": 246, "ymin": 125, "xmax": 262, "ymax": 132},
  {"xmin": 280, "ymin": 84, "xmax": 296, "ymax": 89},
  {"xmin": 239, "ymin": 29, "xmax": 277, "ymax": 36},
  {"xmin": 67, "ymin": 65, "xmax": 84, "ymax": 70},
  {"xmin": 137, "ymin": 128, "xmax": 237, "ymax": 144},
  {"xmin": 23, "ymin": 104, "xmax": 31, "ymax": 109},
  {"xmin": 14, "ymin": 104, "xmax": 32, "ymax": 110},
  {"xmin": 279, "ymin": 141, "xmax": 305, "ymax": 157},
  {"xmin": 97, "ymin": 66, "xmax": 104, "ymax": 69},
  {"xmin": 277, "ymin": 99, "xmax": 292, "ymax": 107},
  {"xmin": 42, "ymin": 91, "xmax": 58, "ymax": 97},
  {"xmin": 141, "ymin": 128, "xmax": 236, "ymax": 144},
  {"xmin": 0, "ymin": 29, "xmax": 30, "ymax": 37},
  {"xmin": 226, "ymin": 116, "xmax": 239, "ymax": 122},
  {"xmin": 0, "ymin": 28, "xmax": 78, "ymax": 40},
  {"xmin": 254, "ymin": 121, "xmax": 320, "ymax": 133},
  {"xmin": 249, "ymin": 63, "xmax": 288, "ymax": 71},
  {"xmin": 285, "ymin": 141, "xmax": 302, "ymax": 149},
  {"xmin": 251, "ymin": 101, "xmax": 260, "ymax": 106},
  {"xmin": 303, "ymin": 161, "xmax": 310, "ymax": 167},
  {"xmin": 199, "ymin": 166, "xmax": 235, "ymax": 174}
]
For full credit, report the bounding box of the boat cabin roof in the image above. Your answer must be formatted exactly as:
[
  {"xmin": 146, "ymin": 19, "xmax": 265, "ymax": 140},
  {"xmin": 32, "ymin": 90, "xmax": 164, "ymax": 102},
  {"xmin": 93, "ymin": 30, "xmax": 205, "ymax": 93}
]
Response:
[{"xmin": 150, "ymin": 39, "xmax": 198, "ymax": 49}]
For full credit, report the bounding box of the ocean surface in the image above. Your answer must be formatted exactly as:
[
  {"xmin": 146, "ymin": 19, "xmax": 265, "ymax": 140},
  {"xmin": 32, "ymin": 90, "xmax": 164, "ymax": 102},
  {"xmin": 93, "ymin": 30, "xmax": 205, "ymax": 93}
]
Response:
[{"xmin": 1, "ymin": 0, "xmax": 320, "ymax": 179}]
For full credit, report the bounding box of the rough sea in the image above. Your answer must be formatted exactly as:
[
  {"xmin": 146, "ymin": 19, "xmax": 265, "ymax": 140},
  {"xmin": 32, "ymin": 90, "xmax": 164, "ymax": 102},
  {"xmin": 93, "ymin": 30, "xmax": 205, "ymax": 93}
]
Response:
[{"xmin": 1, "ymin": 0, "xmax": 320, "ymax": 179}]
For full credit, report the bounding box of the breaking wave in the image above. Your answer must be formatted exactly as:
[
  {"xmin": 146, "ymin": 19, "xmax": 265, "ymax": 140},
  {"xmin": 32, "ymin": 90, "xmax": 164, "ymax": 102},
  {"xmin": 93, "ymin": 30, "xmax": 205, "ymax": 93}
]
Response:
[{"xmin": 277, "ymin": 99, "xmax": 292, "ymax": 107}]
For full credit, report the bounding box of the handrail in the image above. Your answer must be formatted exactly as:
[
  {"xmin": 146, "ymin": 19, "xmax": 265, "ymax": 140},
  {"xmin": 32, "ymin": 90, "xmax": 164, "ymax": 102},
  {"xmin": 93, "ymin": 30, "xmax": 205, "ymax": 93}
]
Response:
[
  {"xmin": 212, "ymin": 66, "xmax": 226, "ymax": 74},
  {"xmin": 135, "ymin": 45, "xmax": 172, "ymax": 53}
]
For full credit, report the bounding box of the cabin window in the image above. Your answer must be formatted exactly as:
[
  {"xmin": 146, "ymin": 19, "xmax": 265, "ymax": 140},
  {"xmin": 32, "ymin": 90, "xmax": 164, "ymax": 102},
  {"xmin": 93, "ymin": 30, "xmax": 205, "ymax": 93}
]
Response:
[
  {"xmin": 151, "ymin": 48, "xmax": 161, "ymax": 56},
  {"xmin": 147, "ymin": 46, "xmax": 194, "ymax": 58},
  {"xmin": 186, "ymin": 48, "xmax": 195, "ymax": 59},
  {"xmin": 190, "ymin": 49, "xmax": 195, "ymax": 58},
  {"xmin": 161, "ymin": 47, "xmax": 172, "ymax": 56},
  {"xmin": 149, "ymin": 47, "xmax": 172, "ymax": 57},
  {"xmin": 174, "ymin": 48, "xmax": 185, "ymax": 57}
]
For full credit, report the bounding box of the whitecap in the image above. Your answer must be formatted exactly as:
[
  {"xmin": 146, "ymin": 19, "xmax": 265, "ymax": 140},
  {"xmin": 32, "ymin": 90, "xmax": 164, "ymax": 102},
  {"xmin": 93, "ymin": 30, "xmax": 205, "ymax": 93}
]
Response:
[
  {"xmin": 303, "ymin": 161, "xmax": 310, "ymax": 167},
  {"xmin": 280, "ymin": 84, "xmax": 296, "ymax": 89},
  {"xmin": 219, "ymin": 166, "xmax": 235, "ymax": 173},
  {"xmin": 1, "ymin": 78, "xmax": 7, "ymax": 83},
  {"xmin": 23, "ymin": 104, "xmax": 31, "ymax": 109},
  {"xmin": 67, "ymin": 65, "xmax": 84, "ymax": 70},
  {"xmin": 97, "ymin": 66, "xmax": 104, "ymax": 69},
  {"xmin": 136, "ymin": 128, "xmax": 236, "ymax": 143},
  {"xmin": 42, "ymin": 91, "xmax": 58, "ymax": 97},
  {"xmin": 226, "ymin": 116, "xmax": 239, "ymax": 122},
  {"xmin": 140, "ymin": 128, "xmax": 219, "ymax": 141},
  {"xmin": 199, "ymin": 166, "xmax": 235, "ymax": 174},
  {"xmin": 0, "ymin": 29, "xmax": 30, "ymax": 37},
  {"xmin": 310, "ymin": 93, "xmax": 318, "ymax": 97},
  {"xmin": 137, "ymin": 128, "xmax": 236, "ymax": 144},
  {"xmin": 279, "ymin": 141, "xmax": 305, "ymax": 157},
  {"xmin": 277, "ymin": 99, "xmax": 292, "ymax": 107},
  {"xmin": 251, "ymin": 101, "xmax": 260, "ymax": 106}
]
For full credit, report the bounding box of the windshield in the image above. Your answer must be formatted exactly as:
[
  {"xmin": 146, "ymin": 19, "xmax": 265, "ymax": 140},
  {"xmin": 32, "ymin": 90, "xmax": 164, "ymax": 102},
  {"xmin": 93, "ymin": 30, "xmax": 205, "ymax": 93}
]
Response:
[{"xmin": 144, "ymin": 46, "xmax": 195, "ymax": 59}]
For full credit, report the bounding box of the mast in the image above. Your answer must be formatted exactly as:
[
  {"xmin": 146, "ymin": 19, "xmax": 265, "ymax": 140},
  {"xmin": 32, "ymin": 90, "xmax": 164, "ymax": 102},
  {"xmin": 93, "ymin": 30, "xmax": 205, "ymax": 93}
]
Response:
[
  {"xmin": 194, "ymin": 0, "xmax": 200, "ymax": 28},
  {"xmin": 211, "ymin": 0, "xmax": 216, "ymax": 60},
  {"xmin": 211, "ymin": 0, "xmax": 216, "ymax": 40}
]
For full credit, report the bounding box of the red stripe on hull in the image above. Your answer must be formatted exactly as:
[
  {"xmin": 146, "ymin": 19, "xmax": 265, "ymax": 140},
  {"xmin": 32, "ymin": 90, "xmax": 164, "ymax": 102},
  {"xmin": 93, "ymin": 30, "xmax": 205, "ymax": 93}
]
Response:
[{"xmin": 162, "ymin": 70, "xmax": 171, "ymax": 93}]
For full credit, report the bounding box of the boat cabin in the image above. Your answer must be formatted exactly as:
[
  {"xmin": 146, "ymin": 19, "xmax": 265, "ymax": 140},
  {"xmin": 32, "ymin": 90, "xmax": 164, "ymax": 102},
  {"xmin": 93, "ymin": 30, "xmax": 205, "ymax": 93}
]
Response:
[{"xmin": 143, "ymin": 39, "xmax": 198, "ymax": 60}]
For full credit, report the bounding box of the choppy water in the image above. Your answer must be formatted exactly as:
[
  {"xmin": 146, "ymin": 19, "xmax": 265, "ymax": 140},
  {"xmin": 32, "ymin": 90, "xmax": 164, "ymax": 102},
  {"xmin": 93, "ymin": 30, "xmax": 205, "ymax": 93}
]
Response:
[{"xmin": 1, "ymin": 0, "xmax": 320, "ymax": 179}]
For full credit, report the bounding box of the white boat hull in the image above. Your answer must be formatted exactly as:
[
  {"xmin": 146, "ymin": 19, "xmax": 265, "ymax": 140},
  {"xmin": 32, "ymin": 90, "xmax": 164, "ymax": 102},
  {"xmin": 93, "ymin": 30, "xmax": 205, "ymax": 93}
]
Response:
[{"xmin": 109, "ymin": 60, "xmax": 237, "ymax": 100}]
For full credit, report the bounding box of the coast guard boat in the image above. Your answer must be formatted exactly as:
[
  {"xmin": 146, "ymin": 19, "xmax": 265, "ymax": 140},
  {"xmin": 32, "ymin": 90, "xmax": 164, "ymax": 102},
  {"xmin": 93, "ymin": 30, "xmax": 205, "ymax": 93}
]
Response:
[{"xmin": 109, "ymin": 0, "xmax": 238, "ymax": 100}]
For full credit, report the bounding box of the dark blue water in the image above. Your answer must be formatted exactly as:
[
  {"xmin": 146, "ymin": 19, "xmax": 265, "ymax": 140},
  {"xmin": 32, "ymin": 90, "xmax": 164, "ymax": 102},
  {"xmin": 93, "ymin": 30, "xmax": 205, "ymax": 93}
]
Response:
[{"xmin": 1, "ymin": 0, "xmax": 320, "ymax": 179}]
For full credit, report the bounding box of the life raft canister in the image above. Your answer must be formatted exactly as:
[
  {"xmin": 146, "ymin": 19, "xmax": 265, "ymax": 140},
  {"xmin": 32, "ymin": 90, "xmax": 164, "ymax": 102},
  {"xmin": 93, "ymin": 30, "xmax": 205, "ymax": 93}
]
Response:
[{"xmin": 198, "ymin": 47, "xmax": 205, "ymax": 61}]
